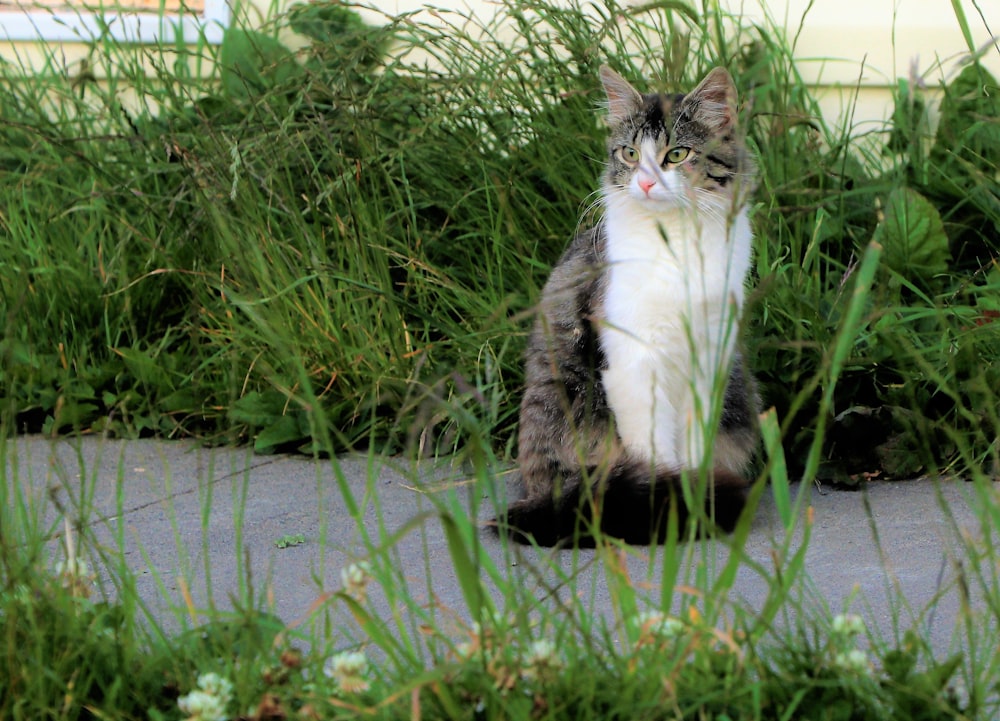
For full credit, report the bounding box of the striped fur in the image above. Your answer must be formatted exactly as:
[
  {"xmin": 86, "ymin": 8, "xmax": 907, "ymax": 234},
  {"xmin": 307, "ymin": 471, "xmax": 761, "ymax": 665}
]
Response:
[{"xmin": 496, "ymin": 66, "xmax": 759, "ymax": 547}]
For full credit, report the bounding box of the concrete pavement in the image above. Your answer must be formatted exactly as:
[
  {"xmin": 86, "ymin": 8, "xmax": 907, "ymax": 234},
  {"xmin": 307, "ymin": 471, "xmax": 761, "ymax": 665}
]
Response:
[{"xmin": 4, "ymin": 435, "xmax": 996, "ymax": 657}]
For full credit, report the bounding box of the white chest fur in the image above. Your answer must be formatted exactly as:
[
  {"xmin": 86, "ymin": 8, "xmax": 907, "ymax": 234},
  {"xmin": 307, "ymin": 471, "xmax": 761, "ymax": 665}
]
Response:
[{"xmin": 598, "ymin": 199, "xmax": 752, "ymax": 468}]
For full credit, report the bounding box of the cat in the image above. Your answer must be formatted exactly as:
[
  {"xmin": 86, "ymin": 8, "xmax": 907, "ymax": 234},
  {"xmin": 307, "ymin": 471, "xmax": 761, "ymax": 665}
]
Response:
[{"xmin": 496, "ymin": 65, "xmax": 760, "ymax": 547}]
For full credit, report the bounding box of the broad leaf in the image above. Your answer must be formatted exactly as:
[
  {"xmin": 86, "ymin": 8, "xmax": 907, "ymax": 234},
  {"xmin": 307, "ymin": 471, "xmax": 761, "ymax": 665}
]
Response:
[
  {"xmin": 219, "ymin": 28, "xmax": 301, "ymax": 100},
  {"xmin": 228, "ymin": 390, "xmax": 285, "ymax": 426},
  {"xmin": 873, "ymin": 187, "xmax": 950, "ymax": 286},
  {"xmin": 933, "ymin": 62, "xmax": 1000, "ymax": 173},
  {"xmin": 253, "ymin": 413, "xmax": 308, "ymax": 454}
]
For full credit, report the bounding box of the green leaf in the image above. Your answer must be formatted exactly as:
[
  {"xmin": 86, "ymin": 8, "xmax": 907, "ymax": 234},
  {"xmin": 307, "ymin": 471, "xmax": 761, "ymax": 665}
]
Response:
[
  {"xmin": 760, "ymin": 408, "xmax": 792, "ymax": 526},
  {"xmin": 274, "ymin": 533, "xmax": 306, "ymax": 548},
  {"xmin": 219, "ymin": 28, "xmax": 301, "ymax": 100},
  {"xmin": 228, "ymin": 390, "xmax": 285, "ymax": 426},
  {"xmin": 873, "ymin": 187, "xmax": 950, "ymax": 286},
  {"xmin": 439, "ymin": 513, "xmax": 494, "ymax": 622},
  {"xmin": 253, "ymin": 413, "xmax": 307, "ymax": 454},
  {"xmin": 933, "ymin": 62, "xmax": 1000, "ymax": 173},
  {"xmin": 287, "ymin": 2, "xmax": 369, "ymax": 45},
  {"xmin": 337, "ymin": 593, "xmax": 407, "ymax": 665},
  {"xmin": 51, "ymin": 400, "xmax": 100, "ymax": 431},
  {"xmin": 885, "ymin": 78, "xmax": 929, "ymax": 157},
  {"xmin": 159, "ymin": 388, "xmax": 198, "ymax": 413},
  {"xmin": 114, "ymin": 346, "xmax": 172, "ymax": 390},
  {"xmin": 0, "ymin": 337, "xmax": 37, "ymax": 369},
  {"xmin": 924, "ymin": 652, "xmax": 964, "ymax": 693}
]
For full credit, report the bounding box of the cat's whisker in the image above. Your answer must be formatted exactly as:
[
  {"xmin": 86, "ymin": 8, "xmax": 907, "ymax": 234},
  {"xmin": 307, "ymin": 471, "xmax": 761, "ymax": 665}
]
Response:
[{"xmin": 577, "ymin": 189, "xmax": 605, "ymax": 220}]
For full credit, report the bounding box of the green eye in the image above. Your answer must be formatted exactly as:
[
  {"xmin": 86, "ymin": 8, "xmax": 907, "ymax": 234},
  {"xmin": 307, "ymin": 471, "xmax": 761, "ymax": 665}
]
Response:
[
  {"xmin": 665, "ymin": 147, "xmax": 690, "ymax": 164},
  {"xmin": 619, "ymin": 145, "xmax": 640, "ymax": 163}
]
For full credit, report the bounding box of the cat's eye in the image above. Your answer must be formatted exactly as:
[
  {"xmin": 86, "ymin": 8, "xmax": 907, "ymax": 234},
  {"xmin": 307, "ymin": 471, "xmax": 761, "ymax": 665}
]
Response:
[
  {"xmin": 618, "ymin": 145, "xmax": 640, "ymax": 164},
  {"xmin": 665, "ymin": 147, "xmax": 690, "ymax": 164}
]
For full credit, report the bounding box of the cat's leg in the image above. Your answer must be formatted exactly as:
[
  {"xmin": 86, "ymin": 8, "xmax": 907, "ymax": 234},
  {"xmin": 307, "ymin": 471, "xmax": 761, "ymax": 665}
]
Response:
[
  {"xmin": 651, "ymin": 380, "xmax": 681, "ymax": 466},
  {"xmin": 678, "ymin": 339, "xmax": 732, "ymax": 470},
  {"xmin": 680, "ymin": 382, "xmax": 715, "ymax": 470},
  {"xmin": 713, "ymin": 354, "xmax": 760, "ymax": 473},
  {"xmin": 601, "ymin": 345, "xmax": 681, "ymax": 466}
]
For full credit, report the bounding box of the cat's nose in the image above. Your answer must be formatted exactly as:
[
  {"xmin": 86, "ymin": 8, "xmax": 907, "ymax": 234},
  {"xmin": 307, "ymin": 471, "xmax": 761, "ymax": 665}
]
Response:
[{"xmin": 638, "ymin": 178, "xmax": 656, "ymax": 195}]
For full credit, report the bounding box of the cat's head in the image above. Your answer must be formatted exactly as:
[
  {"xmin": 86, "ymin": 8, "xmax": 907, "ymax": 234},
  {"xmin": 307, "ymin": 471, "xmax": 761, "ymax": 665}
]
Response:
[{"xmin": 599, "ymin": 65, "xmax": 754, "ymax": 213}]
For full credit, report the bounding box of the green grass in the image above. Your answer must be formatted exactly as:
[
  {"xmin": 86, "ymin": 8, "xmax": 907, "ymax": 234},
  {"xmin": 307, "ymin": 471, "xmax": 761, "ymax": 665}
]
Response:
[
  {"xmin": 1, "ymin": 418, "xmax": 994, "ymax": 719},
  {"xmin": 2, "ymin": 0, "xmax": 997, "ymax": 477},
  {"xmin": 1, "ymin": 0, "xmax": 999, "ymax": 718}
]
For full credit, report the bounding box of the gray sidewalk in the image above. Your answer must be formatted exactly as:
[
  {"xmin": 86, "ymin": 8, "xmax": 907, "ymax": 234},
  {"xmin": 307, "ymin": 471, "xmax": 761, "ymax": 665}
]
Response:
[{"xmin": 4, "ymin": 435, "xmax": 992, "ymax": 655}]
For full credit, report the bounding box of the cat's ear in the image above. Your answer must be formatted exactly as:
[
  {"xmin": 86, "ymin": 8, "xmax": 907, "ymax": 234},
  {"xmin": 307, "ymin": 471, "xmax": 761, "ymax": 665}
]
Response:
[
  {"xmin": 683, "ymin": 67, "xmax": 738, "ymax": 132},
  {"xmin": 600, "ymin": 65, "xmax": 642, "ymax": 125}
]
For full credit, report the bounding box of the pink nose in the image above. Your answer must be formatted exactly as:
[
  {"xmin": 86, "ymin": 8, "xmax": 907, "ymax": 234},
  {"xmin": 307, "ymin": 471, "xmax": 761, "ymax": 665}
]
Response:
[{"xmin": 638, "ymin": 178, "xmax": 656, "ymax": 195}]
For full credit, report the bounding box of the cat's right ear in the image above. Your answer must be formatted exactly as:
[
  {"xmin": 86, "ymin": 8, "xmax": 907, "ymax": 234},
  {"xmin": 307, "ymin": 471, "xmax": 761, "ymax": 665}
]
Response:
[{"xmin": 600, "ymin": 65, "xmax": 642, "ymax": 125}]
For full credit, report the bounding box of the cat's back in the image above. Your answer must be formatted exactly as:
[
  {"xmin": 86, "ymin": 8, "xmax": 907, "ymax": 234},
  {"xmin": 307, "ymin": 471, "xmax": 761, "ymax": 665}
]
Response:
[
  {"xmin": 523, "ymin": 225, "xmax": 608, "ymax": 376},
  {"xmin": 540, "ymin": 225, "xmax": 605, "ymax": 299}
]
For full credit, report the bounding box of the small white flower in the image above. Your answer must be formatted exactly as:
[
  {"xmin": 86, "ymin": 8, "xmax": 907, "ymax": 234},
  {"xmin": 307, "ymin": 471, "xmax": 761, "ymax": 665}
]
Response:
[
  {"xmin": 340, "ymin": 562, "xmax": 373, "ymax": 601},
  {"xmin": 196, "ymin": 672, "xmax": 233, "ymax": 699},
  {"xmin": 177, "ymin": 691, "xmax": 227, "ymax": 721},
  {"xmin": 634, "ymin": 610, "xmax": 685, "ymax": 641},
  {"xmin": 177, "ymin": 672, "xmax": 233, "ymax": 721},
  {"xmin": 455, "ymin": 641, "xmax": 478, "ymax": 661},
  {"xmin": 325, "ymin": 651, "xmax": 370, "ymax": 693},
  {"xmin": 55, "ymin": 557, "xmax": 90, "ymax": 579},
  {"xmin": 55, "ymin": 556, "xmax": 94, "ymax": 597},
  {"xmin": 833, "ymin": 649, "xmax": 870, "ymax": 674},
  {"xmin": 526, "ymin": 639, "xmax": 558, "ymax": 661},
  {"xmin": 468, "ymin": 611, "xmax": 504, "ymax": 644},
  {"xmin": 832, "ymin": 614, "xmax": 865, "ymax": 638},
  {"xmin": 521, "ymin": 639, "xmax": 564, "ymax": 681}
]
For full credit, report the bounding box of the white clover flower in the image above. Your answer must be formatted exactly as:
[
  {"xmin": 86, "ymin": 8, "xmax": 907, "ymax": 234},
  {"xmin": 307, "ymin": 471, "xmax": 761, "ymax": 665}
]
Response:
[
  {"xmin": 324, "ymin": 651, "xmax": 370, "ymax": 693},
  {"xmin": 340, "ymin": 562, "xmax": 373, "ymax": 601},
  {"xmin": 177, "ymin": 672, "xmax": 234, "ymax": 721},
  {"xmin": 54, "ymin": 557, "xmax": 90, "ymax": 579},
  {"xmin": 468, "ymin": 610, "xmax": 505, "ymax": 645},
  {"xmin": 526, "ymin": 639, "xmax": 558, "ymax": 661},
  {"xmin": 833, "ymin": 649, "xmax": 870, "ymax": 674},
  {"xmin": 55, "ymin": 556, "xmax": 95, "ymax": 598},
  {"xmin": 832, "ymin": 614, "xmax": 865, "ymax": 638},
  {"xmin": 471, "ymin": 608, "xmax": 506, "ymax": 635},
  {"xmin": 521, "ymin": 639, "xmax": 564, "ymax": 681},
  {"xmin": 177, "ymin": 691, "xmax": 226, "ymax": 721},
  {"xmin": 196, "ymin": 673, "xmax": 233, "ymax": 699},
  {"xmin": 454, "ymin": 641, "xmax": 477, "ymax": 661},
  {"xmin": 470, "ymin": 620, "xmax": 497, "ymax": 643},
  {"xmin": 635, "ymin": 610, "xmax": 685, "ymax": 641}
]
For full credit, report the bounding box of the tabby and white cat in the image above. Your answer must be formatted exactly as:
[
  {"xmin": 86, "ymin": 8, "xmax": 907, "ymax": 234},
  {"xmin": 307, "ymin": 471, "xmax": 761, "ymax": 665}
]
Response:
[{"xmin": 498, "ymin": 65, "xmax": 759, "ymax": 547}]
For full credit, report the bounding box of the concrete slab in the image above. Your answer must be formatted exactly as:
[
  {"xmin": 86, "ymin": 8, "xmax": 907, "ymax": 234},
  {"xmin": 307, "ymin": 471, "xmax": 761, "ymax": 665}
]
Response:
[{"xmin": 5, "ymin": 435, "xmax": 996, "ymax": 657}]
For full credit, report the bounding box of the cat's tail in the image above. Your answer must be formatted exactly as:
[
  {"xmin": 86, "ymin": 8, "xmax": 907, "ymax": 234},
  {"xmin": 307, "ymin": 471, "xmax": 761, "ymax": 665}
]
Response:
[{"xmin": 493, "ymin": 460, "xmax": 749, "ymax": 547}]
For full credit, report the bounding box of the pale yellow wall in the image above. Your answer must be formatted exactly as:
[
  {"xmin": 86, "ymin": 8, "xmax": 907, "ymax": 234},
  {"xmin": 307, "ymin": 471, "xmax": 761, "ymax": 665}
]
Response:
[
  {"xmin": 3, "ymin": 0, "xmax": 998, "ymax": 130},
  {"xmin": 356, "ymin": 0, "xmax": 999, "ymax": 130},
  {"xmin": 732, "ymin": 0, "xmax": 1000, "ymax": 127}
]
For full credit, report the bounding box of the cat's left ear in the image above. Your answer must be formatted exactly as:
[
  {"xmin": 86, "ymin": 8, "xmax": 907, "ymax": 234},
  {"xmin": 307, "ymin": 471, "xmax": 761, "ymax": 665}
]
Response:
[
  {"xmin": 683, "ymin": 67, "xmax": 738, "ymax": 132},
  {"xmin": 600, "ymin": 65, "xmax": 642, "ymax": 125}
]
